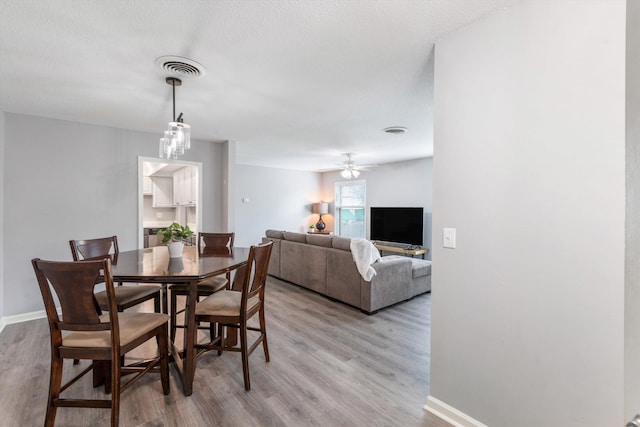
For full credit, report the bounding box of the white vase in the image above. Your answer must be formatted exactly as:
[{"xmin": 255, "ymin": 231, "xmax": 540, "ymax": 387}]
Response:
[{"xmin": 168, "ymin": 241, "xmax": 184, "ymax": 258}]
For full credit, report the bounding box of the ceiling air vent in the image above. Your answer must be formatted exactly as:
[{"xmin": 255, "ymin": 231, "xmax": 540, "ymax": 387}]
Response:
[
  {"xmin": 383, "ymin": 126, "xmax": 408, "ymax": 135},
  {"xmin": 155, "ymin": 56, "xmax": 206, "ymax": 78}
]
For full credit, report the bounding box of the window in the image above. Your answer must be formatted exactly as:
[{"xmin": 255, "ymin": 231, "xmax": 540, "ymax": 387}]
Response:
[{"xmin": 335, "ymin": 180, "xmax": 366, "ymax": 238}]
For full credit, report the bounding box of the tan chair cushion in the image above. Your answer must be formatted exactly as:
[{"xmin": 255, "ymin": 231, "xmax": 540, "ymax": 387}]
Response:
[
  {"xmin": 94, "ymin": 284, "xmax": 160, "ymax": 306},
  {"xmin": 195, "ymin": 290, "xmax": 260, "ymax": 317},
  {"xmin": 170, "ymin": 275, "xmax": 227, "ymax": 293},
  {"xmin": 62, "ymin": 312, "xmax": 169, "ymax": 348}
]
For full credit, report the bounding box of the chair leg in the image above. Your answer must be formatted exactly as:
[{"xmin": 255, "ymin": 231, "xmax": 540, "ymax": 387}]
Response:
[
  {"xmin": 170, "ymin": 290, "xmax": 178, "ymax": 342},
  {"xmin": 44, "ymin": 355, "xmax": 63, "ymax": 427},
  {"xmin": 209, "ymin": 321, "xmax": 216, "ymax": 343},
  {"xmin": 93, "ymin": 360, "xmax": 108, "ymax": 389},
  {"xmin": 154, "ymin": 292, "xmax": 161, "ymax": 314},
  {"xmin": 103, "ymin": 362, "xmax": 112, "ymax": 394},
  {"xmin": 217, "ymin": 323, "xmax": 224, "ymax": 356},
  {"xmin": 158, "ymin": 324, "xmax": 170, "ymax": 395},
  {"xmin": 110, "ymin": 353, "xmax": 121, "ymax": 427},
  {"xmin": 259, "ymin": 307, "xmax": 270, "ymax": 362},
  {"xmin": 240, "ymin": 321, "xmax": 250, "ymax": 391},
  {"xmin": 161, "ymin": 284, "xmax": 168, "ymax": 314}
]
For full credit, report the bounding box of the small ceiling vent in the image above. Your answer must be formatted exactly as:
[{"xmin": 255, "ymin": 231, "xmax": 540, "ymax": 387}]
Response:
[
  {"xmin": 383, "ymin": 126, "xmax": 408, "ymax": 135},
  {"xmin": 155, "ymin": 56, "xmax": 206, "ymax": 78}
]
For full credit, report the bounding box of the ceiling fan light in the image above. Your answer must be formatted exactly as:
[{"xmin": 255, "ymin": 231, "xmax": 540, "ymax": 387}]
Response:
[
  {"xmin": 352, "ymin": 170, "xmax": 360, "ymax": 178},
  {"xmin": 341, "ymin": 169, "xmax": 351, "ymax": 178}
]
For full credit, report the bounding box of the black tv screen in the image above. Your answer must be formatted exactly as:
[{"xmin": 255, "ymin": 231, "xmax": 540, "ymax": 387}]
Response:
[{"xmin": 370, "ymin": 207, "xmax": 424, "ymax": 246}]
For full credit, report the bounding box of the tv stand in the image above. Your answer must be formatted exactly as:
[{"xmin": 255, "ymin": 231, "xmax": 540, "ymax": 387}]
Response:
[{"xmin": 373, "ymin": 242, "xmax": 429, "ymax": 259}]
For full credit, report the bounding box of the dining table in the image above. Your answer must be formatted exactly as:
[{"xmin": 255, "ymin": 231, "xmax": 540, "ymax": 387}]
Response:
[{"xmin": 109, "ymin": 244, "xmax": 250, "ymax": 396}]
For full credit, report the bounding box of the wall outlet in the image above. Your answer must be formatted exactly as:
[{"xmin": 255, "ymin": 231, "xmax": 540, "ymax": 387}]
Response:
[
  {"xmin": 242, "ymin": 197, "xmax": 250, "ymax": 203},
  {"xmin": 443, "ymin": 228, "xmax": 456, "ymax": 249}
]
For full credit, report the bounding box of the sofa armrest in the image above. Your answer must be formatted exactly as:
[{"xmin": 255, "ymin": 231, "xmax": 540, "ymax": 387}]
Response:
[{"xmin": 361, "ymin": 256, "xmax": 413, "ymax": 313}]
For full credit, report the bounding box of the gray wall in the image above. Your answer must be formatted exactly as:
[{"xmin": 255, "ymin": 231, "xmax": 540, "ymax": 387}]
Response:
[
  {"xmin": 0, "ymin": 112, "xmax": 4, "ymax": 320},
  {"xmin": 430, "ymin": 1, "xmax": 626, "ymax": 426},
  {"xmin": 232, "ymin": 159, "xmax": 433, "ymax": 252},
  {"xmin": 234, "ymin": 164, "xmax": 321, "ymax": 247},
  {"xmin": 2, "ymin": 113, "xmax": 224, "ymax": 317},
  {"xmin": 626, "ymin": 0, "xmax": 640, "ymax": 420},
  {"xmin": 320, "ymin": 157, "xmax": 433, "ymax": 257}
]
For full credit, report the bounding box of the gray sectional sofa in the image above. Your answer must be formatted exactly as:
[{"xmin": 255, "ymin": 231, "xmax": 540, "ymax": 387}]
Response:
[{"xmin": 262, "ymin": 229, "xmax": 432, "ymax": 314}]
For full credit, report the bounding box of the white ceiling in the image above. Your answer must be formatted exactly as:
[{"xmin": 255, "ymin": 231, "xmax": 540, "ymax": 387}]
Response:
[{"xmin": 0, "ymin": 0, "xmax": 515, "ymax": 171}]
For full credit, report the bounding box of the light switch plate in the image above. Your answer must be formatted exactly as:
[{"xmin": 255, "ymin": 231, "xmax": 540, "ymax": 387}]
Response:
[{"xmin": 443, "ymin": 228, "xmax": 456, "ymax": 249}]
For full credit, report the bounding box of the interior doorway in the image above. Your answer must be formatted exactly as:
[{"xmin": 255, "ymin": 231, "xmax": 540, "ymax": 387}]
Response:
[{"xmin": 137, "ymin": 156, "xmax": 203, "ymax": 249}]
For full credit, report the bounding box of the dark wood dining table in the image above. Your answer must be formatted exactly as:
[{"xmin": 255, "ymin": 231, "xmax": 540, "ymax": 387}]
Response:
[{"xmin": 109, "ymin": 245, "xmax": 250, "ymax": 396}]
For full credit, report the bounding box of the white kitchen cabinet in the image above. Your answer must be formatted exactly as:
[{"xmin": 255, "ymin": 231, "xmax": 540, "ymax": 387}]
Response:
[
  {"xmin": 173, "ymin": 167, "xmax": 197, "ymax": 206},
  {"xmin": 143, "ymin": 176, "xmax": 153, "ymax": 195},
  {"xmin": 152, "ymin": 177, "xmax": 174, "ymax": 207}
]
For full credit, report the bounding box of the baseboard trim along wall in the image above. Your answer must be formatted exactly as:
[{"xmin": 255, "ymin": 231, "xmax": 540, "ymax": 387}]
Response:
[
  {"xmin": 424, "ymin": 395, "xmax": 489, "ymax": 427},
  {"xmin": 0, "ymin": 309, "xmax": 47, "ymax": 334}
]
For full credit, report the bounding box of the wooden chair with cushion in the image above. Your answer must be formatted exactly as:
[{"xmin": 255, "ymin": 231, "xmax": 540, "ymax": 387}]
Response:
[
  {"xmin": 170, "ymin": 232, "xmax": 235, "ymax": 340},
  {"xmin": 70, "ymin": 236, "xmax": 162, "ymax": 313},
  {"xmin": 194, "ymin": 240, "xmax": 273, "ymax": 391},
  {"xmin": 31, "ymin": 257, "xmax": 170, "ymax": 427}
]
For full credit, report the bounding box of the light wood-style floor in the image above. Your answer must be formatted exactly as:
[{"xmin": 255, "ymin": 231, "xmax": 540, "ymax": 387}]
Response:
[{"xmin": 0, "ymin": 277, "xmax": 451, "ymax": 427}]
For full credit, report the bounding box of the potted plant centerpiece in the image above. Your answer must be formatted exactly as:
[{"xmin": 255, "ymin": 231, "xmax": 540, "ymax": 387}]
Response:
[{"xmin": 157, "ymin": 222, "xmax": 193, "ymax": 258}]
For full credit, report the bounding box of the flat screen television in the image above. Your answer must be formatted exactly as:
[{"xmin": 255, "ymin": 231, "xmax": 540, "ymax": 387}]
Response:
[{"xmin": 370, "ymin": 207, "xmax": 424, "ymax": 246}]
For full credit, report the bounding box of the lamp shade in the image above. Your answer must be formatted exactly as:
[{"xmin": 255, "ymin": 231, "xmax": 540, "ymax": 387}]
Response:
[{"xmin": 312, "ymin": 202, "xmax": 329, "ymax": 215}]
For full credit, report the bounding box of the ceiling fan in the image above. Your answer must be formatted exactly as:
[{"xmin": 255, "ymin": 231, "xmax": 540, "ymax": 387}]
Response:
[{"xmin": 338, "ymin": 153, "xmax": 377, "ymax": 179}]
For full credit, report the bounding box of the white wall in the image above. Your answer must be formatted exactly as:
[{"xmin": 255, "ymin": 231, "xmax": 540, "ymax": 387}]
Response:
[
  {"xmin": 2, "ymin": 113, "xmax": 224, "ymax": 317},
  {"xmin": 430, "ymin": 1, "xmax": 626, "ymax": 426},
  {"xmin": 626, "ymin": 0, "xmax": 640, "ymax": 421},
  {"xmin": 234, "ymin": 164, "xmax": 321, "ymax": 247},
  {"xmin": 320, "ymin": 157, "xmax": 433, "ymax": 256},
  {"xmin": 0, "ymin": 112, "xmax": 5, "ymax": 321}
]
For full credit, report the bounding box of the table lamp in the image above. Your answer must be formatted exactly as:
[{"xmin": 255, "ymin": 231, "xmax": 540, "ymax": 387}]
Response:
[{"xmin": 312, "ymin": 202, "xmax": 329, "ymax": 231}]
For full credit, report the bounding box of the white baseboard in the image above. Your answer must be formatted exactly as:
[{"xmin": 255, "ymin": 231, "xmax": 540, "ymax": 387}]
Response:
[
  {"xmin": 0, "ymin": 309, "xmax": 47, "ymax": 334},
  {"xmin": 424, "ymin": 395, "xmax": 488, "ymax": 427}
]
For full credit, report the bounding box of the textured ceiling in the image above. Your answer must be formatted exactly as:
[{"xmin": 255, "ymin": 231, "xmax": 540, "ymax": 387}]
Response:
[{"xmin": 0, "ymin": 0, "xmax": 515, "ymax": 171}]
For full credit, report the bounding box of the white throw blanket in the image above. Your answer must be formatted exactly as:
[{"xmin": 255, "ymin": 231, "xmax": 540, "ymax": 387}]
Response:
[{"xmin": 350, "ymin": 238, "xmax": 381, "ymax": 281}]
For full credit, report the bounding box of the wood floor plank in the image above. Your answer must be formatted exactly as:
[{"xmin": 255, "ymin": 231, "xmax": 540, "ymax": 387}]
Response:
[{"xmin": 0, "ymin": 277, "xmax": 451, "ymax": 427}]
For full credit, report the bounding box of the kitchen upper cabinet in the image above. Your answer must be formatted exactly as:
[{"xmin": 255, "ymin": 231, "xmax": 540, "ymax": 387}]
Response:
[
  {"xmin": 143, "ymin": 176, "xmax": 153, "ymax": 195},
  {"xmin": 173, "ymin": 167, "xmax": 197, "ymax": 206},
  {"xmin": 152, "ymin": 177, "xmax": 174, "ymax": 207}
]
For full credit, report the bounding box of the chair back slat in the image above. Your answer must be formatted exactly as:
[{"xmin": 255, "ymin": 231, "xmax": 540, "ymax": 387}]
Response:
[
  {"xmin": 32, "ymin": 258, "xmax": 118, "ymax": 332},
  {"xmin": 198, "ymin": 232, "xmax": 234, "ymax": 250},
  {"xmin": 47, "ymin": 265, "xmax": 104, "ymax": 326},
  {"xmin": 239, "ymin": 241, "xmax": 273, "ymax": 310},
  {"xmin": 69, "ymin": 236, "xmax": 118, "ymax": 261}
]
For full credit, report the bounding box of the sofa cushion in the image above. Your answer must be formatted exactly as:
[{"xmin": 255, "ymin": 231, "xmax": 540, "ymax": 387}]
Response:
[
  {"xmin": 280, "ymin": 240, "xmax": 326, "ymax": 293},
  {"xmin": 265, "ymin": 229, "xmax": 284, "ymax": 239},
  {"xmin": 326, "ymin": 248, "xmax": 362, "ymax": 307},
  {"xmin": 307, "ymin": 234, "xmax": 333, "ymax": 247},
  {"xmin": 283, "ymin": 231, "xmax": 307, "ymax": 243},
  {"xmin": 331, "ymin": 236, "xmax": 351, "ymax": 251},
  {"xmin": 262, "ymin": 237, "xmax": 281, "ymax": 277},
  {"xmin": 411, "ymin": 259, "xmax": 432, "ymax": 278}
]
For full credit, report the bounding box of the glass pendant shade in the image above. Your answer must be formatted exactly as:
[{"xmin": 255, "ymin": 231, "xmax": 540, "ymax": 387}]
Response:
[{"xmin": 158, "ymin": 77, "xmax": 192, "ymax": 160}]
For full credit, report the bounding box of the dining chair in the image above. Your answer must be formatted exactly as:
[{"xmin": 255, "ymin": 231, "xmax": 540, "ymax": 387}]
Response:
[
  {"xmin": 194, "ymin": 240, "xmax": 273, "ymax": 391},
  {"xmin": 32, "ymin": 257, "xmax": 170, "ymax": 427},
  {"xmin": 169, "ymin": 232, "xmax": 235, "ymax": 341},
  {"xmin": 70, "ymin": 236, "xmax": 163, "ymax": 313}
]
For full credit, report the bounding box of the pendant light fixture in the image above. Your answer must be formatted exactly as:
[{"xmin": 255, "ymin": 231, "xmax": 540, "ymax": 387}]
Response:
[{"xmin": 159, "ymin": 77, "xmax": 191, "ymax": 159}]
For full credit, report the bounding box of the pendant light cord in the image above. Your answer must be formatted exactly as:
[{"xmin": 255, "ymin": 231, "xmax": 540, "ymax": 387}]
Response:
[{"xmin": 172, "ymin": 79, "xmax": 176, "ymax": 122}]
